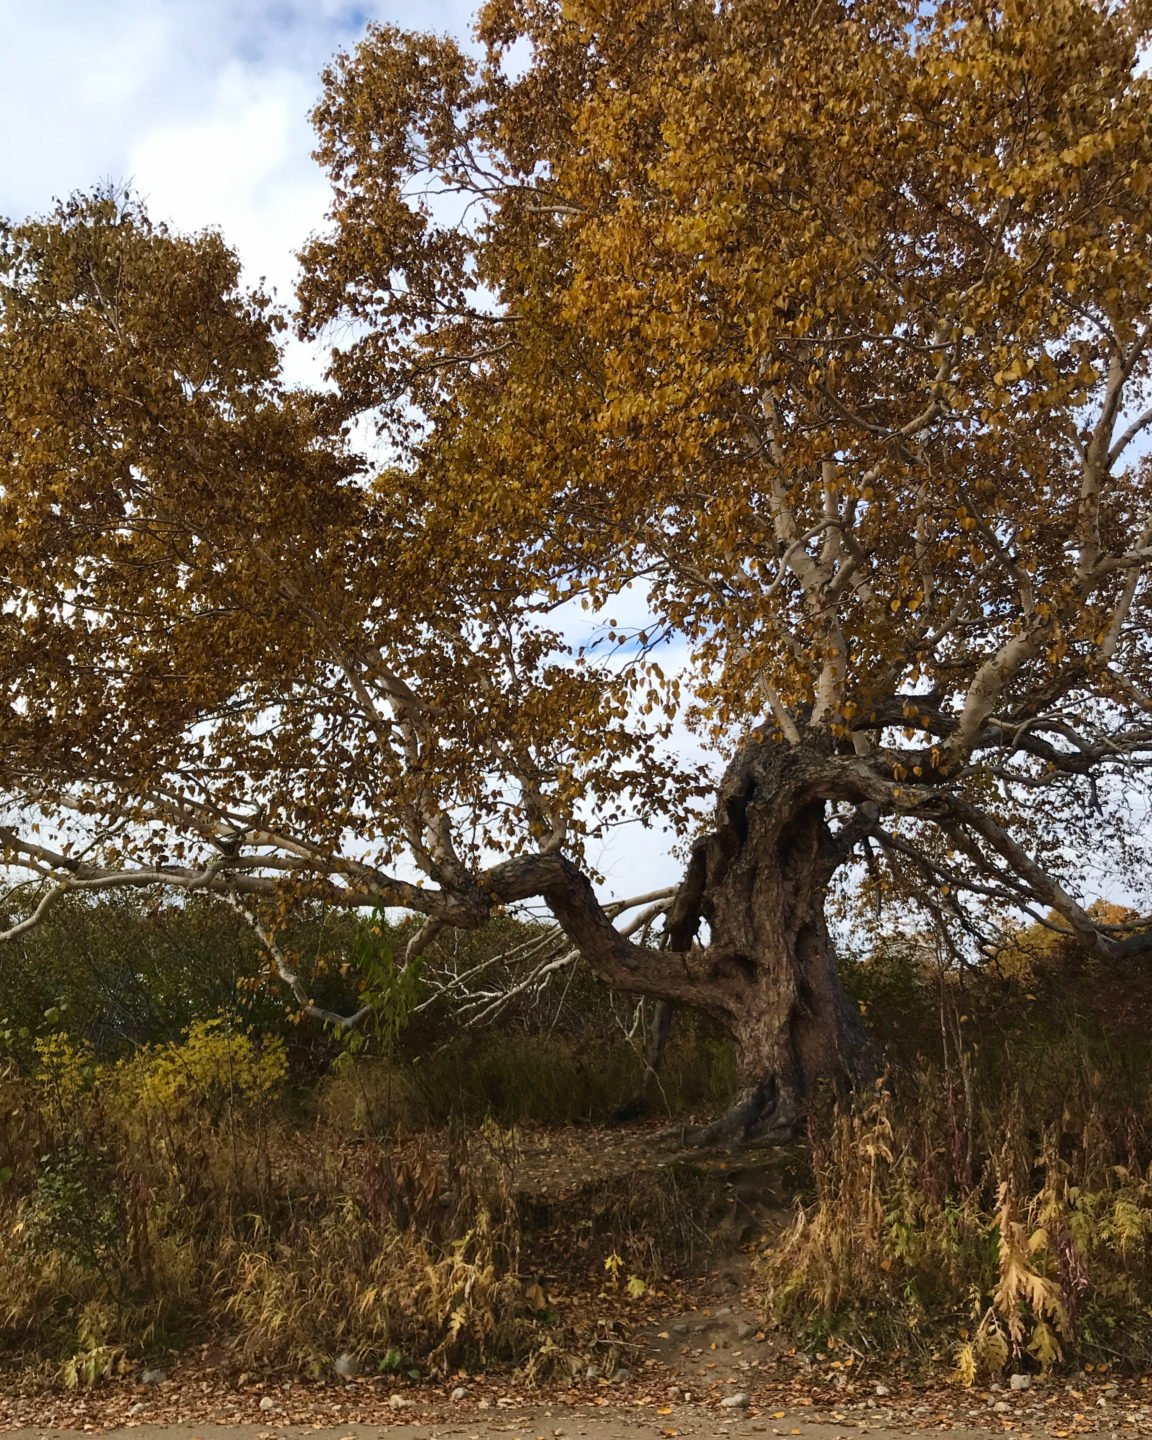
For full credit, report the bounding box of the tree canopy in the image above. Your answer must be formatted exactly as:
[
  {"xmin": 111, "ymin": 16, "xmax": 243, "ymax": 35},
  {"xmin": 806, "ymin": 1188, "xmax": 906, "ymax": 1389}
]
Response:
[{"xmin": 2, "ymin": 0, "xmax": 1152, "ymax": 1127}]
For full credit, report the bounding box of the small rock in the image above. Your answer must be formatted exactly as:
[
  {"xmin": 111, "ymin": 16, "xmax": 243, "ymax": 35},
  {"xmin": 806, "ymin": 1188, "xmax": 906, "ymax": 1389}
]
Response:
[
  {"xmin": 333, "ymin": 1352, "xmax": 359, "ymax": 1379},
  {"xmin": 672, "ymin": 1323, "xmax": 690, "ymax": 1335},
  {"xmin": 259, "ymin": 1396, "xmax": 276, "ymax": 1412},
  {"xmin": 715, "ymin": 1306, "xmax": 733, "ymax": 1318},
  {"xmin": 736, "ymin": 1322, "xmax": 756, "ymax": 1340},
  {"xmin": 451, "ymin": 1386, "xmax": 467, "ymax": 1402},
  {"xmin": 1009, "ymin": 1373, "xmax": 1032, "ymax": 1391},
  {"xmin": 683, "ymin": 1391, "xmax": 694, "ymax": 1403},
  {"xmin": 140, "ymin": 1369, "xmax": 167, "ymax": 1386},
  {"xmin": 874, "ymin": 1384, "xmax": 890, "ymax": 1398},
  {"xmin": 585, "ymin": 1365, "xmax": 600, "ymax": 1380},
  {"xmin": 994, "ymin": 1401, "xmax": 1012, "ymax": 1414},
  {"xmin": 611, "ymin": 1367, "xmax": 631, "ymax": 1383},
  {"xmin": 128, "ymin": 1402, "xmax": 146, "ymax": 1416},
  {"xmin": 721, "ymin": 1393, "xmax": 750, "ymax": 1409},
  {"xmin": 389, "ymin": 1393, "xmax": 414, "ymax": 1410}
]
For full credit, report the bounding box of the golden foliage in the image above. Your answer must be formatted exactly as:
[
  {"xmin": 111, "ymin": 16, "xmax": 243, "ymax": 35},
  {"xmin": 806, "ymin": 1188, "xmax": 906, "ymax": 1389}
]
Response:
[
  {"xmin": 0, "ymin": 3, "xmax": 1148, "ymax": 952},
  {"xmin": 110, "ymin": 1017, "xmax": 287, "ymax": 1126},
  {"xmin": 303, "ymin": 0, "xmax": 1152, "ymax": 754}
]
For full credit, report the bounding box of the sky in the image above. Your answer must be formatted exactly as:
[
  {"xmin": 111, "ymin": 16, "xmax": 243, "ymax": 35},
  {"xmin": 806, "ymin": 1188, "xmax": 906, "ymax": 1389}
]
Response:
[
  {"xmin": 0, "ymin": 2, "xmax": 475, "ymax": 307},
  {"xmin": 0, "ymin": 0, "xmax": 692, "ymax": 904},
  {"xmin": 2, "ymin": 4, "xmax": 1148, "ymax": 928}
]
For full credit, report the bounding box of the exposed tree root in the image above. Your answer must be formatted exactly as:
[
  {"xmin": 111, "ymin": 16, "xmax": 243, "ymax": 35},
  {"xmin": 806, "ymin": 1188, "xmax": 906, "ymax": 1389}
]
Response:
[{"xmin": 677, "ymin": 1076, "xmax": 799, "ymax": 1149}]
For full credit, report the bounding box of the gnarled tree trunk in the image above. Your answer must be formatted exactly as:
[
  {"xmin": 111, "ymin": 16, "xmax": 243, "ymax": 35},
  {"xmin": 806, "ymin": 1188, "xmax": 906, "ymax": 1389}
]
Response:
[
  {"xmin": 496, "ymin": 734, "xmax": 875, "ymax": 1146},
  {"xmin": 664, "ymin": 738, "xmax": 873, "ymax": 1143}
]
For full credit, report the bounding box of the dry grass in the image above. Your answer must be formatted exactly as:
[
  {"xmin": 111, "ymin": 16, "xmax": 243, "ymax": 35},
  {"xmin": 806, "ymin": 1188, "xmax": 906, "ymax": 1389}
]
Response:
[
  {"xmin": 0, "ymin": 1029, "xmax": 539, "ymax": 1384},
  {"xmin": 761, "ymin": 960, "xmax": 1152, "ymax": 1377}
]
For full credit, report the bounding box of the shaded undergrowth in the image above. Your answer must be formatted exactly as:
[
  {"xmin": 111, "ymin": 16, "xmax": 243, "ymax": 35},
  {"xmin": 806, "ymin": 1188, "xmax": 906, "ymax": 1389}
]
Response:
[
  {"xmin": 763, "ymin": 936, "xmax": 1152, "ymax": 1378},
  {"xmin": 0, "ymin": 1013, "xmax": 733, "ymax": 1386},
  {"xmin": 6, "ymin": 896, "xmax": 1152, "ymax": 1386}
]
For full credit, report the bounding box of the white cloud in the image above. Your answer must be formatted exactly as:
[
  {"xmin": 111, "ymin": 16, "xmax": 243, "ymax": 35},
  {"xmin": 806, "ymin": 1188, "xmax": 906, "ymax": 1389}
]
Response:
[
  {"xmin": 0, "ymin": 1, "xmax": 475, "ymax": 288},
  {"xmin": 0, "ymin": 0, "xmax": 698, "ymax": 904},
  {"xmin": 126, "ymin": 57, "xmax": 329, "ymax": 382}
]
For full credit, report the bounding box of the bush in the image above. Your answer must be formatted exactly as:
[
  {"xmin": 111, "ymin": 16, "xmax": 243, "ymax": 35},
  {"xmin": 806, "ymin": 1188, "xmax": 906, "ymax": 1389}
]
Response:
[
  {"xmin": 760, "ymin": 959, "xmax": 1152, "ymax": 1376},
  {"xmin": 111, "ymin": 1017, "xmax": 288, "ymax": 1125},
  {"xmin": 0, "ymin": 1016, "xmax": 543, "ymax": 1382}
]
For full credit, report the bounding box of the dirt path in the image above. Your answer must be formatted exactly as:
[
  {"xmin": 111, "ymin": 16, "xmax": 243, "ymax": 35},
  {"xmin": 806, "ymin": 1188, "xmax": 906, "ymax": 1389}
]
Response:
[
  {"xmin": 0, "ymin": 1421, "xmax": 1133, "ymax": 1440},
  {"xmin": 2, "ymin": 1389, "xmax": 1147, "ymax": 1440}
]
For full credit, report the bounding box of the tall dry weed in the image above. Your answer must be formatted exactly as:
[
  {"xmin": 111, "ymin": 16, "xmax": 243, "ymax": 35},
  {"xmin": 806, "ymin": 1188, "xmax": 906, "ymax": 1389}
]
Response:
[
  {"xmin": 0, "ymin": 1020, "xmax": 541, "ymax": 1383},
  {"xmin": 762, "ymin": 1058, "xmax": 1152, "ymax": 1376}
]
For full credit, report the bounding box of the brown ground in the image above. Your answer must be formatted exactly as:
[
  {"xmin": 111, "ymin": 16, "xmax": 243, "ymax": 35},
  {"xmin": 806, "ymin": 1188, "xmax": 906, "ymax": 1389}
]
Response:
[
  {"xmin": 1, "ymin": 1405, "xmax": 1147, "ymax": 1440},
  {"xmin": 4, "ymin": 1127, "xmax": 1150, "ymax": 1439},
  {"xmin": 4, "ymin": 1317, "xmax": 1150, "ymax": 1440}
]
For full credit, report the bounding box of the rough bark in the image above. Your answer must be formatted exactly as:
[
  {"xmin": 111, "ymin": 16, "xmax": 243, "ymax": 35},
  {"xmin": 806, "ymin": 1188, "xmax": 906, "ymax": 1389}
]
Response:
[
  {"xmin": 666, "ymin": 736, "xmax": 874, "ymax": 1143},
  {"xmin": 488, "ymin": 735, "xmax": 874, "ymax": 1144}
]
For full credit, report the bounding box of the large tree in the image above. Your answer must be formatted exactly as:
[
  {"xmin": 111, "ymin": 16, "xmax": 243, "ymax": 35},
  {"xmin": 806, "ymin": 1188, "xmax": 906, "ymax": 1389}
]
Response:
[{"xmin": 3, "ymin": 0, "xmax": 1152, "ymax": 1137}]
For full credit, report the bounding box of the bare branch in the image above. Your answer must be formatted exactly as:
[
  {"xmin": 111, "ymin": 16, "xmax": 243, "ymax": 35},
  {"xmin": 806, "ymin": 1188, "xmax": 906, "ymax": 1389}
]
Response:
[{"xmin": 222, "ymin": 895, "xmax": 373, "ymax": 1032}]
